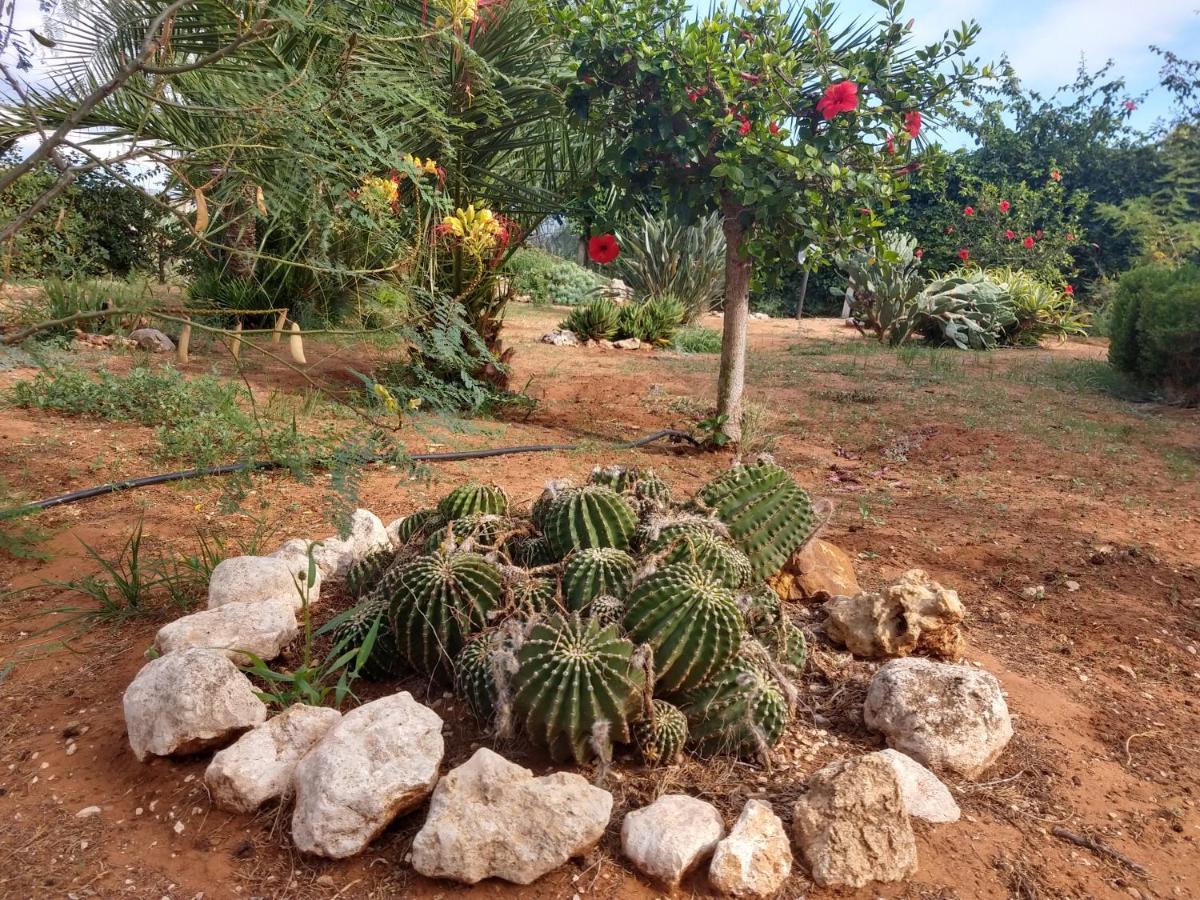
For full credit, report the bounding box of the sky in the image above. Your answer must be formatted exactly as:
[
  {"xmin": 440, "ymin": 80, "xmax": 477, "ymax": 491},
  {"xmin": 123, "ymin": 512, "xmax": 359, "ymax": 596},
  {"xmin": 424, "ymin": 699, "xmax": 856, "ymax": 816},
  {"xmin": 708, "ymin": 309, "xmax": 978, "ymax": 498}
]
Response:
[{"xmin": 833, "ymin": 0, "xmax": 1200, "ymax": 144}]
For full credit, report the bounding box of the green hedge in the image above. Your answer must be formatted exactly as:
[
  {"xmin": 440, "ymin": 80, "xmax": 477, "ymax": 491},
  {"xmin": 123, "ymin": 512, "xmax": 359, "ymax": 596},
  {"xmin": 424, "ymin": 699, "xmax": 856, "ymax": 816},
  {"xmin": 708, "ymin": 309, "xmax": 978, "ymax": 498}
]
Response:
[
  {"xmin": 505, "ymin": 248, "xmax": 606, "ymax": 306},
  {"xmin": 1107, "ymin": 264, "xmax": 1200, "ymax": 403}
]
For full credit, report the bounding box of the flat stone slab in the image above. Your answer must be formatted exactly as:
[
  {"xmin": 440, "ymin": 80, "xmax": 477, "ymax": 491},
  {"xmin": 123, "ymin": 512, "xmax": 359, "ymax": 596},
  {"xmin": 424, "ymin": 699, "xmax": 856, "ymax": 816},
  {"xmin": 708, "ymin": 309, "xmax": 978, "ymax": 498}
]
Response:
[{"xmin": 155, "ymin": 596, "xmax": 298, "ymax": 664}]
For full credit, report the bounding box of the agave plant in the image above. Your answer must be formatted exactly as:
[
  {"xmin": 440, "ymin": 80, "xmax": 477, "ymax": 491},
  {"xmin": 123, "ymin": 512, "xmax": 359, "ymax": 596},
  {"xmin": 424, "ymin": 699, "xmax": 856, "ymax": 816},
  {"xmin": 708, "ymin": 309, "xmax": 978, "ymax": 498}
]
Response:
[
  {"xmin": 986, "ymin": 267, "xmax": 1090, "ymax": 344},
  {"xmin": 841, "ymin": 231, "xmax": 925, "ymax": 345},
  {"xmin": 561, "ymin": 299, "xmax": 620, "ymax": 342},
  {"xmin": 613, "ymin": 211, "xmax": 725, "ymax": 322},
  {"xmin": 912, "ymin": 270, "xmax": 1017, "ymax": 350}
]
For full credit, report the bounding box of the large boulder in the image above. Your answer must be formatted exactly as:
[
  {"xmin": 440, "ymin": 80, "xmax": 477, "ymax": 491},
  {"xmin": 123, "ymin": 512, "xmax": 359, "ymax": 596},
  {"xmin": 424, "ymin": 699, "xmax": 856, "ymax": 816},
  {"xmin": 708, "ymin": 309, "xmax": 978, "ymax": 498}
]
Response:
[
  {"xmin": 863, "ymin": 657, "xmax": 1013, "ymax": 779},
  {"xmin": 873, "ymin": 749, "xmax": 960, "ymax": 824},
  {"xmin": 824, "ymin": 569, "xmax": 964, "ymax": 659},
  {"xmin": 123, "ymin": 649, "xmax": 267, "ymax": 761},
  {"xmin": 205, "ymin": 705, "xmax": 341, "ymax": 813},
  {"xmin": 621, "ymin": 794, "xmax": 725, "ymax": 889},
  {"xmin": 768, "ymin": 539, "xmax": 860, "ymax": 603},
  {"xmin": 154, "ymin": 596, "xmax": 298, "ymax": 664},
  {"xmin": 291, "ymin": 693, "xmax": 443, "ymax": 858},
  {"xmin": 208, "ymin": 554, "xmax": 321, "ymax": 611},
  {"xmin": 411, "ymin": 748, "xmax": 612, "ymax": 885},
  {"xmin": 342, "ymin": 508, "xmax": 390, "ymax": 559},
  {"xmin": 708, "ymin": 799, "xmax": 793, "ymax": 898},
  {"xmin": 792, "ymin": 754, "xmax": 917, "ymax": 889}
]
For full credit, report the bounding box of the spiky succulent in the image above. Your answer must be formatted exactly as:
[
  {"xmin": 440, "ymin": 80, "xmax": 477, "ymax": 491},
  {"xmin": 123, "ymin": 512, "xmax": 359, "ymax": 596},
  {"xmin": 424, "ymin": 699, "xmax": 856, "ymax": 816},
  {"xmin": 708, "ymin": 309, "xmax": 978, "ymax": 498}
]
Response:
[
  {"xmin": 624, "ymin": 562, "xmax": 743, "ymax": 693},
  {"xmin": 649, "ymin": 523, "xmax": 752, "ymax": 589},
  {"xmin": 423, "ymin": 513, "xmax": 501, "ymax": 553},
  {"xmin": 633, "ymin": 699, "xmax": 688, "ymax": 766},
  {"xmin": 506, "ymin": 571, "xmax": 561, "ymax": 618},
  {"xmin": 344, "ymin": 547, "xmax": 396, "ymax": 599},
  {"xmin": 698, "ymin": 461, "xmax": 816, "ymax": 581},
  {"xmin": 561, "ymin": 547, "xmax": 636, "ymax": 611},
  {"xmin": 531, "ymin": 478, "xmax": 573, "ymax": 531},
  {"xmin": 588, "ymin": 594, "xmax": 625, "ymax": 629},
  {"xmin": 454, "ymin": 628, "xmax": 519, "ymax": 722},
  {"xmin": 763, "ymin": 622, "xmax": 808, "ymax": 671},
  {"xmin": 511, "ymin": 613, "xmax": 646, "ymax": 763},
  {"xmin": 392, "ymin": 508, "xmax": 443, "ymax": 546},
  {"xmin": 330, "ymin": 594, "xmax": 405, "ymax": 680},
  {"xmin": 506, "ymin": 533, "xmax": 555, "ymax": 568},
  {"xmin": 591, "ymin": 465, "xmax": 671, "ymax": 506},
  {"xmin": 678, "ymin": 650, "xmax": 790, "ymax": 758},
  {"xmin": 437, "ymin": 482, "xmax": 509, "ymax": 520},
  {"xmin": 542, "ymin": 485, "xmax": 637, "ymax": 558},
  {"xmin": 387, "ymin": 551, "xmax": 503, "ymax": 678}
]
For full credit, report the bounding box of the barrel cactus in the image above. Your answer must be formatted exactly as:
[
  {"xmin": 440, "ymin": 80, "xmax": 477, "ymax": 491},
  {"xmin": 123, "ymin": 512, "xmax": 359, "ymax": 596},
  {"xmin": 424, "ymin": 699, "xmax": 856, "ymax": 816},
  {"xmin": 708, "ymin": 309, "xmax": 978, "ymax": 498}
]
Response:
[
  {"xmin": 387, "ymin": 551, "xmax": 503, "ymax": 678},
  {"xmin": 764, "ymin": 622, "xmax": 808, "ymax": 671},
  {"xmin": 511, "ymin": 613, "xmax": 646, "ymax": 763},
  {"xmin": 624, "ymin": 562, "xmax": 743, "ymax": 693},
  {"xmin": 588, "ymin": 594, "xmax": 625, "ymax": 629},
  {"xmin": 423, "ymin": 513, "xmax": 501, "ymax": 553},
  {"xmin": 392, "ymin": 508, "xmax": 443, "ymax": 546},
  {"xmin": 542, "ymin": 485, "xmax": 637, "ymax": 558},
  {"xmin": 344, "ymin": 546, "xmax": 396, "ymax": 599},
  {"xmin": 561, "ymin": 547, "xmax": 636, "ymax": 611},
  {"xmin": 531, "ymin": 478, "xmax": 574, "ymax": 531},
  {"xmin": 697, "ymin": 461, "xmax": 816, "ymax": 580},
  {"xmin": 633, "ymin": 699, "xmax": 688, "ymax": 766},
  {"xmin": 591, "ymin": 465, "xmax": 672, "ymax": 506},
  {"xmin": 330, "ymin": 594, "xmax": 405, "ymax": 680},
  {"xmin": 649, "ymin": 524, "xmax": 752, "ymax": 589},
  {"xmin": 507, "ymin": 533, "xmax": 555, "ymax": 568},
  {"xmin": 506, "ymin": 571, "xmax": 561, "ymax": 618},
  {"xmin": 437, "ymin": 482, "xmax": 509, "ymax": 520},
  {"xmin": 678, "ymin": 650, "xmax": 790, "ymax": 758},
  {"xmin": 454, "ymin": 628, "xmax": 519, "ymax": 722}
]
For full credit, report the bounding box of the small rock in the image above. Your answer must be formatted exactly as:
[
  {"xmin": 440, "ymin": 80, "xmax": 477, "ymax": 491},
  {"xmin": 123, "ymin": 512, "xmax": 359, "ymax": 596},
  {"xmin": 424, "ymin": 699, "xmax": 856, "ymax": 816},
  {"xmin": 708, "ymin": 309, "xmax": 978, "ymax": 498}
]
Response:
[
  {"xmin": 769, "ymin": 539, "xmax": 860, "ymax": 602},
  {"xmin": 541, "ymin": 329, "xmax": 580, "ymax": 347},
  {"xmin": 411, "ymin": 747, "xmax": 612, "ymax": 885},
  {"xmin": 1021, "ymin": 585, "xmax": 1046, "ymax": 601},
  {"xmin": 341, "ymin": 509, "xmax": 391, "ymax": 561},
  {"xmin": 154, "ymin": 597, "xmax": 298, "ymax": 665},
  {"xmin": 128, "ymin": 328, "xmax": 175, "ymax": 352},
  {"xmin": 76, "ymin": 806, "xmax": 101, "ymax": 819},
  {"xmin": 291, "ymin": 693, "xmax": 443, "ymax": 859},
  {"xmin": 863, "ymin": 657, "xmax": 1013, "ymax": 779},
  {"xmin": 613, "ymin": 337, "xmax": 642, "ymax": 350},
  {"xmin": 123, "ymin": 649, "xmax": 267, "ymax": 761},
  {"xmin": 621, "ymin": 794, "xmax": 724, "ymax": 888},
  {"xmin": 207, "ymin": 555, "xmax": 321, "ymax": 611},
  {"xmin": 270, "ymin": 538, "xmax": 354, "ymax": 580},
  {"xmin": 792, "ymin": 754, "xmax": 917, "ymax": 889},
  {"xmin": 597, "ymin": 339, "xmax": 615, "ymax": 349},
  {"xmin": 824, "ymin": 569, "xmax": 964, "ymax": 660},
  {"xmin": 206, "ymin": 705, "xmax": 342, "ymax": 814},
  {"xmin": 873, "ymin": 749, "xmax": 960, "ymax": 823},
  {"xmin": 1065, "ymin": 580, "xmax": 1080, "ymax": 592},
  {"xmin": 708, "ymin": 799, "xmax": 792, "ymax": 898}
]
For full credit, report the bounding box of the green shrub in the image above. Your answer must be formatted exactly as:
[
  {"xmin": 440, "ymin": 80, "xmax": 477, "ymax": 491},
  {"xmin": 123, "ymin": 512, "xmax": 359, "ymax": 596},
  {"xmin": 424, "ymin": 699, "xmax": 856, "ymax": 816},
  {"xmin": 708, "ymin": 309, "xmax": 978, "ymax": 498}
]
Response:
[
  {"xmin": 38, "ymin": 278, "xmax": 150, "ymax": 335},
  {"xmin": 986, "ymin": 268, "xmax": 1090, "ymax": 344},
  {"xmin": 561, "ymin": 299, "xmax": 619, "ymax": 341},
  {"xmin": 613, "ymin": 295, "xmax": 685, "ymax": 346},
  {"xmin": 1109, "ymin": 264, "xmax": 1200, "ymax": 403},
  {"xmin": 614, "ymin": 211, "xmax": 725, "ymax": 322},
  {"xmin": 841, "ymin": 232, "xmax": 924, "ymax": 344},
  {"xmin": 673, "ymin": 326, "xmax": 722, "ymax": 353},
  {"xmin": 505, "ymin": 247, "xmax": 606, "ymax": 306}
]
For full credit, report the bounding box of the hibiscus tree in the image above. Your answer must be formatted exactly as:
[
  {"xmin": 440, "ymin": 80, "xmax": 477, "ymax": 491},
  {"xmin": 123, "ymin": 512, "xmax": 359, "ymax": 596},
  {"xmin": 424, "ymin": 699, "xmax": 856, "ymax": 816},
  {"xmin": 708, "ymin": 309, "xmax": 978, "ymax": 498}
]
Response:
[{"xmin": 558, "ymin": 0, "xmax": 984, "ymax": 441}]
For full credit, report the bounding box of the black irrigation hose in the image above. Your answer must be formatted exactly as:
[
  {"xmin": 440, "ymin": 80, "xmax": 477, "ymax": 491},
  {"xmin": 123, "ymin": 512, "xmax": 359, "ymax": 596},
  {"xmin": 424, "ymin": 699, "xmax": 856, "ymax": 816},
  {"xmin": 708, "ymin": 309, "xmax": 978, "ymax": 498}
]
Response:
[{"xmin": 8, "ymin": 428, "xmax": 700, "ymax": 514}]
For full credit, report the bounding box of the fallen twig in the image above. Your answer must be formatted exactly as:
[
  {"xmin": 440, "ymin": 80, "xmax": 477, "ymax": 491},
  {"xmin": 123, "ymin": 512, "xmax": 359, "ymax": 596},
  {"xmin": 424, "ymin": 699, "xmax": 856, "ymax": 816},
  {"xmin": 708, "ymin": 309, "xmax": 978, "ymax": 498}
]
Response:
[{"xmin": 1050, "ymin": 825, "xmax": 1149, "ymax": 877}]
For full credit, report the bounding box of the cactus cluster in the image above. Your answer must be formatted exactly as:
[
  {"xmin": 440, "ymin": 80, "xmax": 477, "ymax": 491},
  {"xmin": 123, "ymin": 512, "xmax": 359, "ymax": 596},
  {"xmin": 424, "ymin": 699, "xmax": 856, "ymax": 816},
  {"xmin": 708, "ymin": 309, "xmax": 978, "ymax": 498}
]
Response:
[{"xmin": 335, "ymin": 464, "xmax": 816, "ymax": 765}]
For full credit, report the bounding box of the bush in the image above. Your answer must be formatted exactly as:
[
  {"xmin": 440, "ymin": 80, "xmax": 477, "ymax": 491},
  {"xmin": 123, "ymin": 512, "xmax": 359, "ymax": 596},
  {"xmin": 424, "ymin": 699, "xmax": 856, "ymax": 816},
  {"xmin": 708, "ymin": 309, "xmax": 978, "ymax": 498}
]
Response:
[
  {"xmin": 673, "ymin": 326, "xmax": 722, "ymax": 353},
  {"xmin": 1108, "ymin": 264, "xmax": 1200, "ymax": 402},
  {"xmin": 504, "ymin": 247, "xmax": 606, "ymax": 305},
  {"xmin": 910, "ymin": 270, "xmax": 1016, "ymax": 349},
  {"xmin": 613, "ymin": 212, "xmax": 725, "ymax": 321},
  {"xmin": 986, "ymin": 268, "xmax": 1090, "ymax": 344},
  {"xmin": 842, "ymin": 232, "xmax": 924, "ymax": 344},
  {"xmin": 561, "ymin": 299, "xmax": 619, "ymax": 341},
  {"xmin": 617, "ymin": 294, "xmax": 686, "ymax": 346}
]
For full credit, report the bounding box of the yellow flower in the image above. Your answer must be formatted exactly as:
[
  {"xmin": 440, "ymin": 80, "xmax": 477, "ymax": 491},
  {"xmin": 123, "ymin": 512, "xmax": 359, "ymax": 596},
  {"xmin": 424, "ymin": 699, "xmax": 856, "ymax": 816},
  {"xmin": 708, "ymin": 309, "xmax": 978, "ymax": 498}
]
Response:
[
  {"xmin": 441, "ymin": 203, "xmax": 504, "ymax": 256},
  {"xmin": 407, "ymin": 398, "xmax": 423, "ymax": 410},
  {"xmin": 446, "ymin": 0, "xmax": 477, "ymax": 27},
  {"xmin": 372, "ymin": 383, "xmax": 400, "ymax": 416},
  {"xmin": 357, "ymin": 175, "xmax": 398, "ymax": 217}
]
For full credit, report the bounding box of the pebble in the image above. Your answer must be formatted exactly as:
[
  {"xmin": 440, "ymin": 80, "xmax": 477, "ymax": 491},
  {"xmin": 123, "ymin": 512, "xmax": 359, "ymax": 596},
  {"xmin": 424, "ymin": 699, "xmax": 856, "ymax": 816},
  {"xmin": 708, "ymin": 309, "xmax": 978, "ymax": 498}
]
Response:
[
  {"xmin": 173, "ymin": 821, "xmax": 185, "ymax": 835},
  {"xmin": 76, "ymin": 806, "xmax": 101, "ymax": 819},
  {"xmin": 65, "ymin": 744, "xmax": 77, "ymax": 756}
]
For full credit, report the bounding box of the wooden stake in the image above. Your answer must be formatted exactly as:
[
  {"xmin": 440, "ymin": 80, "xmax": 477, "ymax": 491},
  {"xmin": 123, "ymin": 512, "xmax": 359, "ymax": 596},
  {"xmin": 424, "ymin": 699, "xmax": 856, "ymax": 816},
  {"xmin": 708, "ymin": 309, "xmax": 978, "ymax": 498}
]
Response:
[
  {"xmin": 272, "ymin": 309, "xmax": 287, "ymax": 344},
  {"xmin": 177, "ymin": 319, "xmax": 191, "ymax": 364},
  {"xmin": 231, "ymin": 319, "xmax": 243, "ymax": 360},
  {"xmin": 289, "ymin": 322, "xmax": 306, "ymax": 364}
]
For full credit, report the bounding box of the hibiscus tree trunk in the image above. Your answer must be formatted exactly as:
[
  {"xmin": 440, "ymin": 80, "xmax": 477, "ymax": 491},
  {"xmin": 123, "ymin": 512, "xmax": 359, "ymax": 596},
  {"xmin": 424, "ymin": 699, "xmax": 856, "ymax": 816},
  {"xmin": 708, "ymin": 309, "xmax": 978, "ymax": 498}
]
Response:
[{"xmin": 716, "ymin": 192, "xmax": 750, "ymax": 445}]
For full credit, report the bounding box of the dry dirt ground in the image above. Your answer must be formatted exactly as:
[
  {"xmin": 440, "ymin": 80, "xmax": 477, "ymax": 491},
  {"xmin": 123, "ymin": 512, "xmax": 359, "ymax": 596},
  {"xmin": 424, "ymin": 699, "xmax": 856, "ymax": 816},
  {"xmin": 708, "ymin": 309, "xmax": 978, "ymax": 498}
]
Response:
[{"xmin": 0, "ymin": 304, "xmax": 1198, "ymax": 900}]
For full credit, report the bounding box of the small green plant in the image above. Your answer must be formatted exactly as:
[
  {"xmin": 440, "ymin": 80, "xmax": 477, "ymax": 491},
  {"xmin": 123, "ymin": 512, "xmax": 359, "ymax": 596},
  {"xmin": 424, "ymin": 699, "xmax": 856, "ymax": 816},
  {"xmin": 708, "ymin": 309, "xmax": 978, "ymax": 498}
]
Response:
[
  {"xmin": 560, "ymin": 299, "xmax": 619, "ymax": 341},
  {"xmin": 672, "ymin": 326, "xmax": 722, "ymax": 353},
  {"xmin": 986, "ymin": 267, "xmax": 1089, "ymax": 344},
  {"xmin": 628, "ymin": 294, "xmax": 686, "ymax": 345},
  {"xmin": 695, "ymin": 414, "xmax": 732, "ymax": 449}
]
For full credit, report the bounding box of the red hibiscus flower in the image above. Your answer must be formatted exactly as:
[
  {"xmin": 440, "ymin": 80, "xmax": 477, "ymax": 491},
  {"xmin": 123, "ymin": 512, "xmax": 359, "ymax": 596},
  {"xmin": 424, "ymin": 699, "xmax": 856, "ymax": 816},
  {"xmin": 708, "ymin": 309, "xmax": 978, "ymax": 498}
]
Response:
[
  {"xmin": 1064, "ymin": 284, "xmax": 1075, "ymax": 295},
  {"xmin": 588, "ymin": 233, "xmax": 619, "ymax": 264},
  {"xmin": 687, "ymin": 89, "xmax": 699, "ymax": 102},
  {"xmin": 769, "ymin": 121, "xmax": 780, "ymax": 136},
  {"xmin": 958, "ymin": 248, "xmax": 970, "ymax": 261},
  {"xmin": 1023, "ymin": 235, "xmax": 1035, "ymax": 249},
  {"xmin": 914, "ymin": 248, "xmax": 923, "ymax": 259},
  {"xmin": 1050, "ymin": 169, "xmax": 1062, "ymax": 182},
  {"xmin": 963, "ymin": 206, "xmax": 975, "ymax": 216},
  {"xmin": 1005, "ymin": 229, "xmax": 1015, "ymax": 240},
  {"xmin": 903, "ymin": 110, "xmax": 922, "ymax": 138},
  {"xmin": 1123, "ymin": 100, "xmax": 1137, "ymax": 112},
  {"xmin": 1067, "ymin": 232, "xmax": 1075, "ymax": 241},
  {"xmin": 738, "ymin": 116, "xmax": 752, "ymax": 136},
  {"xmin": 816, "ymin": 81, "xmax": 858, "ymax": 120},
  {"xmin": 999, "ymin": 199, "xmax": 1010, "ymax": 213},
  {"xmin": 738, "ymin": 72, "xmax": 761, "ymax": 84},
  {"xmin": 886, "ymin": 134, "xmax": 896, "ymax": 154}
]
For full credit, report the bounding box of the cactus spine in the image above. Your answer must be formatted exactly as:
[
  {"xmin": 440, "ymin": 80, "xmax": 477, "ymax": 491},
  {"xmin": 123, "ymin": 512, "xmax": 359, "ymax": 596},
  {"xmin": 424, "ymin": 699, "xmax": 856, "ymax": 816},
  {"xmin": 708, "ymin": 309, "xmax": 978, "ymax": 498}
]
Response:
[
  {"xmin": 344, "ymin": 547, "xmax": 395, "ymax": 599},
  {"xmin": 511, "ymin": 613, "xmax": 646, "ymax": 763},
  {"xmin": 561, "ymin": 547, "xmax": 636, "ymax": 611},
  {"xmin": 650, "ymin": 524, "xmax": 752, "ymax": 589},
  {"xmin": 678, "ymin": 649, "xmax": 790, "ymax": 758},
  {"xmin": 331, "ymin": 594, "xmax": 405, "ymax": 680},
  {"xmin": 542, "ymin": 485, "xmax": 637, "ymax": 558},
  {"xmin": 624, "ymin": 562, "xmax": 743, "ymax": 693}
]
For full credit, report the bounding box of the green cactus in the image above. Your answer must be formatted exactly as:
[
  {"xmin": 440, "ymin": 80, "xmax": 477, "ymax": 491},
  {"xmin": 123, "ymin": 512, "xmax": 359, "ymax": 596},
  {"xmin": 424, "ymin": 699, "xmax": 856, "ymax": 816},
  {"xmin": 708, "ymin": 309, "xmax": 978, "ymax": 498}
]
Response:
[
  {"xmin": 698, "ymin": 461, "xmax": 816, "ymax": 581},
  {"xmin": 561, "ymin": 547, "xmax": 636, "ymax": 611},
  {"xmin": 588, "ymin": 594, "xmax": 626, "ymax": 629},
  {"xmin": 590, "ymin": 465, "xmax": 672, "ymax": 506},
  {"xmin": 633, "ymin": 699, "xmax": 688, "ymax": 766},
  {"xmin": 506, "ymin": 570, "xmax": 562, "ymax": 618},
  {"xmin": 454, "ymin": 628, "xmax": 518, "ymax": 722},
  {"xmin": 678, "ymin": 649, "xmax": 790, "ymax": 758},
  {"xmin": 506, "ymin": 533, "xmax": 556, "ymax": 568},
  {"xmin": 423, "ymin": 513, "xmax": 501, "ymax": 553},
  {"xmin": 511, "ymin": 613, "xmax": 646, "ymax": 763},
  {"xmin": 437, "ymin": 482, "xmax": 509, "ymax": 520},
  {"xmin": 392, "ymin": 508, "xmax": 443, "ymax": 546},
  {"xmin": 531, "ymin": 479, "xmax": 573, "ymax": 531},
  {"xmin": 624, "ymin": 562, "xmax": 743, "ymax": 693},
  {"xmin": 633, "ymin": 471, "xmax": 672, "ymax": 505},
  {"xmin": 764, "ymin": 622, "xmax": 808, "ymax": 671},
  {"xmin": 330, "ymin": 594, "xmax": 406, "ymax": 680},
  {"xmin": 387, "ymin": 551, "xmax": 503, "ymax": 678},
  {"xmin": 649, "ymin": 523, "xmax": 752, "ymax": 589},
  {"xmin": 542, "ymin": 485, "xmax": 637, "ymax": 558},
  {"xmin": 344, "ymin": 546, "xmax": 396, "ymax": 599}
]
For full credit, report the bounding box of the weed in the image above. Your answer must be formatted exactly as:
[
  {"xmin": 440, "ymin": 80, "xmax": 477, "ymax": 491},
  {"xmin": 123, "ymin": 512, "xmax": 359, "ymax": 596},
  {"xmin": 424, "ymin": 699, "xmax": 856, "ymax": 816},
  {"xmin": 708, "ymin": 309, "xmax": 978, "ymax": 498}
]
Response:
[
  {"xmin": 673, "ymin": 326, "xmax": 723, "ymax": 354},
  {"xmin": 1004, "ymin": 358, "xmax": 1150, "ymax": 401},
  {"xmin": 739, "ymin": 403, "xmax": 779, "ymax": 457}
]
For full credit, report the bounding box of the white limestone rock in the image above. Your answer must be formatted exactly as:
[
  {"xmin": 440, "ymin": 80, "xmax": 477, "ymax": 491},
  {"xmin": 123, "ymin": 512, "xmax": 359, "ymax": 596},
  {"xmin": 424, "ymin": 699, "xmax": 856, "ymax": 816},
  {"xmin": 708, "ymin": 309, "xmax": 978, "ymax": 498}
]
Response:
[
  {"xmin": 864, "ymin": 657, "xmax": 1013, "ymax": 779},
  {"xmin": 874, "ymin": 749, "xmax": 961, "ymax": 823},
  {"xmin": 154, "ymin": 596, "xmax": 298, "ymax": 664},
  {"xmin": 208, "ymin": 554, "xmax": 320, "ymax": 611},
  {"xmin": 123, "ymin": 649, "xmax": 267, "ymax": 761},
  {"xmin": 621, "ymin": 794, "xmax": 725, "ymax": 888},
  {"xmin": 411, "ymin": 747, "xmax": 612, "ymax": 885},
  {"xmin": 205, "ymin": 705, "xmax": 341, "ymax": 813},
  {"xmin": 708, "ymin": 799, "xmax": 793, "ymax": 898},
  {"xmin": 291, "ymin": 693, "xmax": 443, "ymax": 858}
]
